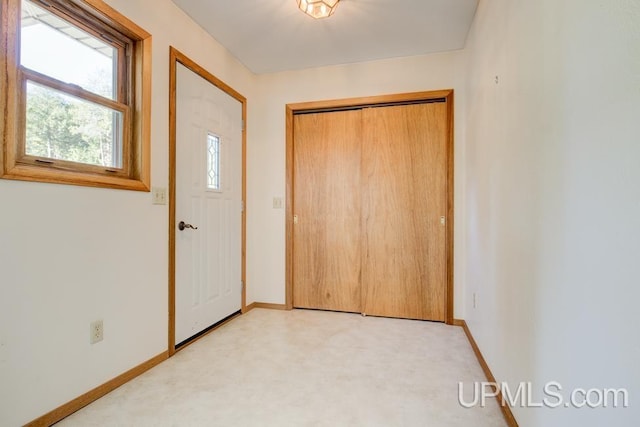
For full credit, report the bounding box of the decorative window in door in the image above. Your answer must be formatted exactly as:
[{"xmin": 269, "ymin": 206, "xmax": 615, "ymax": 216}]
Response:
[{"xmin": 206, "ymin": 133, "xmax": 221, "ymax": 190}]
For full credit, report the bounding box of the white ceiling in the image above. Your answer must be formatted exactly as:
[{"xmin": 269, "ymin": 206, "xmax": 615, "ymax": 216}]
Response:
[{"xmin": 171, "ymin": 0, "xmax": 479, "ymax": 74}]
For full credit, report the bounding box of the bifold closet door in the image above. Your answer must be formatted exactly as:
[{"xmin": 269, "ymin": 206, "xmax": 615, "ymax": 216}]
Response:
[
  {"xmin": 292, "ymin": 110, "xmax": 363, "ymax": 313},
  {"xmin": 361, "ymin": 103, "xmax": 448, "ymax": 321}
]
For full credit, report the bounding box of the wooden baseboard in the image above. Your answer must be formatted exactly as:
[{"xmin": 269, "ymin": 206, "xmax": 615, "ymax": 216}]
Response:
[
  {"xmin": 453, "ymin": 319, "xmax": 519, "ymax": 427},
  {"xmin": 26, "ymin": 351, "xmax": 168, "ymax": 427},
  {"xmin": 245, "ymin": 302, "xmax": 288, "ymax": 312}
]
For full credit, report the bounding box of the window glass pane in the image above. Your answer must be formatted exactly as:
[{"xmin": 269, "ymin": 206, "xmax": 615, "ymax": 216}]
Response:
[
  {"xmin": 25, "ymin": 81, "xmax": 123, "ymax": 168},
  {"xmin": 207, "ymin": 134, "xmax": 220, "ymax": 190},
  {"xmin": 20, "ymin": 0, "xmax": 117, "ymax": 100}
]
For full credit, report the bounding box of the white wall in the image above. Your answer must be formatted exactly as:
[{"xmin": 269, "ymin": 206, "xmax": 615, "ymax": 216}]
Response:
[
  {"xmin": 247, "ymin": 52, "xmax": 468, "ymax": 317},
  {"xmin": 0, "ymin": 1, "xmax": 256, "ymax": 425},
  {"xmin": 463, "ymin": 0, "xmax": 640, "ymax": 426}
]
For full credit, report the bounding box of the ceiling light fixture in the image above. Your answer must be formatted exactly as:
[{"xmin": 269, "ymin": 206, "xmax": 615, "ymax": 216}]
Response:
[{"xmin": 297, "ymin": 0, "xmax": 340, "ymax": 19}]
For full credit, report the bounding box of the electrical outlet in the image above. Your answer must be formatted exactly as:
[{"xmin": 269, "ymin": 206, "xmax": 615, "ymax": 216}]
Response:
[
  {"xmin": 90, "ymin": 320, "xmax": 104, "ymax": 344},
  {"xmin": 152, "ymin": 187, "xmax": 167, "ymax": 205}
]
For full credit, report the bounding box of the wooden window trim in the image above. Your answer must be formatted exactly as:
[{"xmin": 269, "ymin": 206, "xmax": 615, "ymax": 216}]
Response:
[{"xmin": 0, "ymin": 0, "xmax": 152, "ymax": 191}]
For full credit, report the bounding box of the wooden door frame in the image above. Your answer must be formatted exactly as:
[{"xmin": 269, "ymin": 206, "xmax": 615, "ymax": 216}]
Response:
[
  {"xmin": 168, "ymin": 47, "xmax": 248, "ymax": 356},
  {"xmin": 285, "ymin": 90, "xmax": 455, "ymax": 325}
]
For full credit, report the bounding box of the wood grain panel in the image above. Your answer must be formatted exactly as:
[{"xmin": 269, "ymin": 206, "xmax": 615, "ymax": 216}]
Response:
[
  {"xmin": 293, "ymin": 110, "xmax": 362, "ymax": 313},
  {"xmin": 361, "ymin": 103, "xmax": 448, "ymax": 321}
]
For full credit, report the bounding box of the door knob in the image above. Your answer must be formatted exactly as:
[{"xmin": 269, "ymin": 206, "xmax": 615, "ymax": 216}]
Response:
[{"xmin": 178, "ymin": 221, "xmax": 198, "ymax": 231}]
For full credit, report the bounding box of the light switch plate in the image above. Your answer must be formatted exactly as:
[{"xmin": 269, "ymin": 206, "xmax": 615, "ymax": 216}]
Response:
[
  {"xmin": 273, "ymin": 197, "xmax": 284, "ymax": 209},
  {"xmin": 152, "ymin": 187, "xmax": 167, "ymax": 205}
]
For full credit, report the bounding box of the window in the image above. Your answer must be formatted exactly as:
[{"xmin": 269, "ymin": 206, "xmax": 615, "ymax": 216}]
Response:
[
  {"xmin": 206, "ymin": 133, "xmax": 220, "ymax": 190},
  {"xmin": 0, "ymin": 0, "xmax": 152, "ymax": 190}
]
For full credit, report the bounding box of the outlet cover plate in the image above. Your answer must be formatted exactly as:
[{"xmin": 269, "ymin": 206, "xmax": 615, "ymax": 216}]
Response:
[{"xmin": 90, "ymin": 320, "xmax": 104, "ymax": 344}]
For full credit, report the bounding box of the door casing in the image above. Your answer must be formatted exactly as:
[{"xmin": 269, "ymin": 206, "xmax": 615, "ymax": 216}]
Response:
[
  {"xmin": 285, "ymin": 90, "xmax": 455, "ymax": 324},
  {"xmin": 169, "ymin": 47, "xmax": 247, "ymax": 355}
]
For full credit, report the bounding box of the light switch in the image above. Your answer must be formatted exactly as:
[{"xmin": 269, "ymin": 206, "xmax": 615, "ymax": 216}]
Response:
[
  {"xmin": 152, "ymin": 187, "xmax": 167, "ymax": 205},
  {"xmin": 273, "ymin": 197, "xmax": 284, "ymax": 209}
]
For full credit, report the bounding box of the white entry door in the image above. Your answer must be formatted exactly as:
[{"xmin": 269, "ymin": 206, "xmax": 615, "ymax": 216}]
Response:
[{"xmin": 175, "ymin": 63, "xmax": 243, "ymax": 345}]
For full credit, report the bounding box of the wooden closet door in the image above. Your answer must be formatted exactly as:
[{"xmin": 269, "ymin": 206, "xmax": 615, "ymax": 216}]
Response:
[
  {"xmin": 361, "ymin": 103, "xmax": 448, "ymax": 321},
  {"xmin": 292, "ymin": 110, "xmax": 362, "ymax": 312}
]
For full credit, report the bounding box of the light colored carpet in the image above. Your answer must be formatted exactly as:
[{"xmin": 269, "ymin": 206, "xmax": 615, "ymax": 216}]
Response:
[{"xmin": 58, "ymin": 308, "xmax": 506, "ymax": 426}]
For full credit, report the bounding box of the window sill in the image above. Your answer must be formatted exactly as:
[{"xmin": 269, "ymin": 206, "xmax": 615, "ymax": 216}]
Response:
[{"xmin": 0, "ymin": 162, "xmax": 150, "ymax": 191}]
